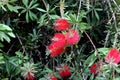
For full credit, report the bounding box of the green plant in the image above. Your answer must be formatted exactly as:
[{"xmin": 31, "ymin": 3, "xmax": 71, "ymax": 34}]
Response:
[
  {"xmin": 0, "ymin": 0, "xmax": 20, "ymax": 12},
  {"xmin": 0, "ymin": 0, "xmax": 120, "ymax": 80},
  {"xmin": 19, "ymin": 0, "xmax": 39, "ymax": 22}
]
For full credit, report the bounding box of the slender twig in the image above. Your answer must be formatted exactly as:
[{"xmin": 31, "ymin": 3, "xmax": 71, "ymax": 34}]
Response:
[
  {"xmin": 112, "ymin": 0, "xmax": 120, "ymax": 11},
  {"xmin": 42, "ymin": 0, "xmax": 48, "ymax": 11},
  {"xmin": 60, "ymin": 0, "xmax": 64, "ymax": 18},
  {"xmin": 84, "ymin": 31, "xmax": 101, "ymax": 62},
  {"xmin": 86, "ymin": 0, "xmax": 90, "ymax": 10},
  {"xmin": 16, "ymin": 34, "xmax": 26, "ymax": 54},
  {"xmin": 104, "ymin": 30, "xmax": 110, "ymax": 47},
  {"xmin": 7, "ymin": 41, "xmax": 16, "ymax": 54},
  {"xmin": 106, "ymin": 0, "xmax": 118, "ymax": 32},
  {"xmin": 42, "ymin": 0, "xmax": 50, "ymax": 20},
  {"xmin": 75, "ymin": 0, "xmax": 82, "ymax": 29},
  {"xmin": 112, "ymin": 68, "xmax": 115, "ymax": 80},
  {"xmin": 113, "ymin": 33, "xmax": 118, "ymax": 48},
  {"xmin": 106, "ymin": 0, "xmax": 118, "ymax": 48}
]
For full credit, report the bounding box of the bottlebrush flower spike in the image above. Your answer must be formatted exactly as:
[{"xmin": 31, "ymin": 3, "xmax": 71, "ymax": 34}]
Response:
[
  {"xmin": 58, "ymin": 64, "xmax": 71, "ymax": 78},
  {"xmin": 21, "ymin": 63, "xmax": 37, "ymax": 80},
  {"xmin": 49, "ymin": 74, "xmax": 58, "ymax": 80},
  {"xmin": 54, "ymin": 18, "xmax": 70, "ymax": 31},
  {"xmin": 65, "ymin": 29, "xmax": 80, "ymax": 45},
  {"xmin": 51, "ymin": 33, "xmax": 66, "ymax": 43},
  {"xmin": 48, "ymin": 41, "xmax": 66, "ymax": 57},
  {"xmin": 105, "ymin": 48, "xmax": 120, "ymax": 64},
  {"xmin": 27, "ymin": 72, "xmax": 34, "ymax": 80},
  {"xmin": 90, "ymin": 63, "xmax": 100, "ymax": 75}
]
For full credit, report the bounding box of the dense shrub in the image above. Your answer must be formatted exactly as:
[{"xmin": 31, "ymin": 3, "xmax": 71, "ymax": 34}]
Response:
[{"xmin": 0, "ymin": 0, "xmax": 120, "ymax": 80}]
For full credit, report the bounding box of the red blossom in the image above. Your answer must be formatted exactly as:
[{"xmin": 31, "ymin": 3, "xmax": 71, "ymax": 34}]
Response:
[
  {"xmin": 51, "ymin": 33, "xmax": 66, "ymax": 43},
  {"xmin": 48, "ymin": 33, "xmax": 67, "ymax": 57},
  {"xmin": 48, "ymin": 41, "xmax": 66, "ymax": 57},
  {"xmin": 58, "ymin": 64, "xmax": 71, "ymax": 77},
  {"xmin": 105, "ymin": 48, "xmax": 120, "ymax": 64},
  {"xmin": 26, "ymin": 72, "xmax": 34, "ymax": 80},
  {"xmin": 90, "ymin": 63, "xmax": 100, "ymax": 75},
  {"xmin": 54, "ymin": 18, "xmax": 70, "ymax": 31},
  {"xmin": 65, "ymin": 29, "xmax": 80, "ymax": 45},
  {"xmin": 49, "ymin": 74, "xmax": 58, "ymax": 80}
]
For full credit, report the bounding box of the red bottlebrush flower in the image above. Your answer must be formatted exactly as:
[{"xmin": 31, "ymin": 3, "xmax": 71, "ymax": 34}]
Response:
[
  {"xmin": 26, "ymin": 72, "xmax": 34, "ymax": 80},
  {"xmin": 58, "ymin": 64, "xmax": 71, "ymax": 77},
  {"xmin": 50, "ymin": 77, "xmax": 58, "ymax": 80},
  {"xmin": 65, "ymin": 29, "xmax": 80, "ymax": 45},
  {"xmin": 105, "ymin": 48, "xmax": 120, "ymax": 64},
  {"xmin": 90, "ymin": 63, "xmax": 100, "ymax": 75},
  {"xmin": 49, "ymin": 74, "xmax": 58, "ymax": 80},
  {"xmin": 48, "ymin": 41, "xmax": 66, "ymax": 57},
  {"xmin": 54, "ymin": 18, "xmax": 70, "ymax": 31},
  {"xmin": 51, "ymin": 33, "xmax": 66, "ymax": 43}
]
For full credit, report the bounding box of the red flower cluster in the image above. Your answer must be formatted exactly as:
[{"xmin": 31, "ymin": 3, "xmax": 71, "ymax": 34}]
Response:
[
  {"xmin": 48, "ymin": 33, "xmax": 66, "ymax": 57},
  {"xmin": 58, "ymin": 64, "xmax": 71, "ymax": 78},
  {"xmin": 90, "ymin": 63, "xmax": 100, "ymax": 75},
  {"xmin": 48, "ymin": 18, "xmax": 80, "ymax": 57},
  {"xmin": 65, "ymin": 29, "xmax": 80, "ymax": 45},
  {"xmin": 26, "ymin": 72, "xmax": 34, "ymax": 80},
  {"xmin": 105, "ymin": 48, "xmax": 120, "ymax": 64},
  {"xmin": 49, "ymin": 74, "xmax": 58, "ymax": 80},
  {"xmin": 54, "ymin": 18, "xmax": 70, "ymax": 31}
]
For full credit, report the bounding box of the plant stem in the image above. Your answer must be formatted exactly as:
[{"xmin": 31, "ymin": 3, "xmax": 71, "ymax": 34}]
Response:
[
  {"xmin": 16, "ymin": 34, "xmax": 26, "ymax": 54},
  {"xmin": 106, "ymin": 0, "xmax": 118, "ymax": 48},
  {"xmin": 60, "ymin": 0, "xmax": 64, "ymax": 18},
  {"xmin": 75, "ymin": 0, "xmax": 82, "ymax": 29},
  {"xmin": 84, "ymin": 31, "xmax": 101, "ymax": 64},
  {"xmin": 42, "ymin": 0, "xmax": 50, "ymax": 20}
]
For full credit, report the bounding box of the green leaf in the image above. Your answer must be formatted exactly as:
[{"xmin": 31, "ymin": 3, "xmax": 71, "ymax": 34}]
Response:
[
  {"xmin": 6, "ymin": 4, "xmax": 18, "ymax": 13},
  {"xmin": 69, "ymin": 14, "xmax": 77, "ymax": 23},
  {"xmin": 31, "ymin": 4, "xmax": 39, "ymax": 9},
  {"xmin": 49, "ymin": 15, "xmax": 60, "ymax": 19},
  {"xmin": 29, "ymin": 0, "xmax": 38, "ymax": 8},
  {"xmin": 84, "ymin": 53, "xmax": 97, "ymax": 67},
  {"xmin": 5, "ymin": 61, "xmax": 10, "ymax": 75},
  {"xmin": 9, "ymin": 0, "xmax": 17, "ymax": 3},
  {"xmin": 114, "ymin": 67, "xmax": 120, "ymax": 73},
  {"xmin": 15, "ymin": 51, "xmax": 23, "ymax": 58},
  {"xmin": 19, "ymin": 9, "xmax": 26, "ymax": 16},
  {"xmin": 7, "ymin": 32, "xmax": 15, "ymax": 38},
  {"xmin": 1, "ymin": 5, "xmax": 7, "ymax": 11},
  {"xmin": 94, "ymin": 48, "xmax": 109, "ymax": 56},
  {"xmin": 0, "ymin": 24, "xmax": 12, "ymax": 31},
  {"xmin": 78, "ymin": 22, "xmax": 91, "ymax": 32},
  {"xmin": 22, "ymin": 0, "xmax": 28, "ymax": 7},
  {"xmin": 115, "ymin": 77, "xmax": 120, "ymax": 80},
  {"xmin": 0, "ymin": 53, "xmax": 4, "ymax": 64},
  {"xmin": 39, "ymin": 78, "xmax": 46, "ymax": 80},
  {"xmin": 26, "ymin": 12, "xmax": 29, "ymax": 23},
  {"xmin": 0, "ymin": 32, "xmax": 10, "ymax": 42},
  {"xmin": 37, "ymin": 8, "xmax": 46, "ymax": 12},
  {"xmin": 94, "ymin": 10, "xmax": 99, "ymax": 21},
  {"xmin": 0, "ymin": 24, "xmax": 15, "ymax": 42},
  {"xmin": 95, "ymin": 8, "xmax": 103, "ymax": 11},
  {"xmin": 0, "ymin": 42, "xmax": 4, "ymax": 48},
  {"xmin": 29, "ymin": 11, "xmax": 37, "ymax": 20},
  {"xmin": 2, "ymin": 78, "xmax": 9, "ymax": 80}
]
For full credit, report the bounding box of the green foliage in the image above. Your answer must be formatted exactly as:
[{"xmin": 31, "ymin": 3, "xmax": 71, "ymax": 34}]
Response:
[
  {"xmin": 84, "ymin": 53, "xmax": 97, "ymax": 67},
  {"xmin": 21, "ymin": 62, "xmax": 37, "ymax": 79},
  {"xmin": 0, "ymin": 0, "xmax": 120, "ymax": 80},
  {"xmin": 0, "ymin": 0, "xmax": 20, "ymax": 12},
  {"xmin": 19, "ymin": 0, "xmax": 39, "ymax": 22},
  {"xmin": 0, "ymin": 53, "xmax": 4, "ymax": 64},
  {"xmin": 0, "ymin": 24, "xmax": 15, "ymax": 43}
]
